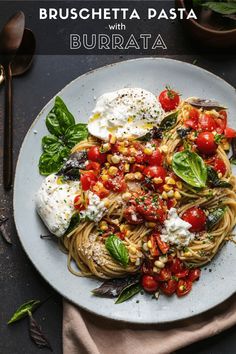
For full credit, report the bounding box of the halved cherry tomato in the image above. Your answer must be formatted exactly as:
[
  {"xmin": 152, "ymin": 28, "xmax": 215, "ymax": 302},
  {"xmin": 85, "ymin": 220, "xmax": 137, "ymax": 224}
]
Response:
[
  {"xmin": 74, "ymin": 195, "xmax": 87, "ymax": 211},
  {"xmin": 80, "ymin": 172, "xmax": 97, "ymax": 191},
  {"xmin": 104, "ymin": 176, "xmax": 127, "ymax": 193},
  {"xmin": 145, "ymin": 149, "xmax": 163, "ymax": 166},
  {"xmin": 214, "ymin": 158, "xmax": 227, "ymax": 175},
  {"xmin": 156, "ymin": 268, "xmax": 172, "ymax": 282},
  {"xmin": 86, "ymin": 161, "xmax": 101, "ymax": 174},
  {"xmin": 155, "ymin": 233, "xmax": 169, "ymax": 254},
  {"xmin": 159, "ymin": 88, "xmax": 180, "ymax": 112},
  {"xmin": 188, "ymin": 269, "xmax": 201, "ymax": 282},
  {"xmin": 176, "ymin": 279, "xmax": 192, "ymax": 297},
  {"xmin": 87, "ymin": 146, "xmax": 107, "ymax": 164},
  {"xmin": 184, "ymin": 108, "xmax": 199, "ymax": 130},
  {"xmin": 196, "ymin": 132, "xmax": 217, "ymax": 155},
  {"xmin": 160, "ymin": 279, "xmax": 178, "ymax": 295},
  {"xmin": 141, "ymin": 275, "xmax": 159, "ymax": 293},
  {"xmin": 189, "ymin": 108, "xmax": 200, "ymax": 121},
  {"xmin": 199, "ymin": 113, "xmax": 217, "ymax": 132},
  {"xmin": 182, "ymin": 207, "xmax": 206, "ymax": 232},
  {"xmin": 175, "ymin": 269, "xmax": 189, "ymax": 279},
  {"xmin": 143, "ymin": 166, "xmax": 167, "ymax": 180},
  {"xmin": 215, "ymin": 110, "xmax": 227, "ymax": 134},
  {"xmin": 124, "ymin": 206, "xmax": 144, "ymax": 225},
  {"xmin": 169, "ymin": 258, "xmax": 183, "ymax": 274},
  {"xmin": 224, "ymin": 127, "xmax": 236, "ymax": 139}
]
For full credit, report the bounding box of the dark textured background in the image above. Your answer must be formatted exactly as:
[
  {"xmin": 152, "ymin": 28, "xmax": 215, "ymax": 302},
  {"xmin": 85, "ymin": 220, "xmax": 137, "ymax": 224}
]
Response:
[{"xmin": 0, "ymin": 54, "xmax": 235, "ymax": 354}]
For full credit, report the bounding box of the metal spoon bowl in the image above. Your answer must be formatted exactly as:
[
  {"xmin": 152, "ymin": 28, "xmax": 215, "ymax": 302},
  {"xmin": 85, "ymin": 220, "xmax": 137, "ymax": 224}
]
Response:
[{"xmin": 0, "ymin": 28, "xmax": 35, "ymax": 85}]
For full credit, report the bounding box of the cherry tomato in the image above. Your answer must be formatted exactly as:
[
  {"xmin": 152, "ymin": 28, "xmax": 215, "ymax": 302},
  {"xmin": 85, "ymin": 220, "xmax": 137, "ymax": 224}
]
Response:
[
  {"xmin": 141, "ymin": 275, "xmax": 159, "ymax": 293},
  {"xmin": 80, "ymin": 172, "xmax": 97, "ymax": 191},
  {"xmin": 74, "ymin": 195, "xmax": 87, "ymax": 211},
  {"xmin": 104, "ymin": 176, "xmax": 127, "ymax": 193},
  {"xmin": 224, "ymin": 127, "xmax": 236, "ymax": 139},
  {"xmin": 135, "ymin": 151, "xmax": 145, "ymax": 164},
  {"xmin": 188, "ymin": 269, "xmax": 201, "ymax": 282},
  {"xmin": 156, "ymin": 268, "xmax": 172, "ymax": 282},
  {"xmin": 143, "ymin": 166, "xmax": 167, "ymax": 180},
  {"xmin": 131, "ymin": 164, "xmax": 145, "ymax": 173},
  {"xmin": 159, "ymin": 88, "xmax": 180, "ymax": 112},
  {"xmin": 215, "ymin": 110, "xmax": 227, "ymax": 134},
  {"xmin": 86, "ymin": 161, "xmax": 101, "ymax": 174},
  {"xmin": 146, "ymin": 148, "xmax": 163, "ymax": 166},
  {"xmin": 196, "ymin": 132, "xmax": 217, "ymax": 155},
  {"xmin": 169, "ymin": 258, "xmax": 184, "ymax": 274},
  {"xmin": 167, "ymin": 198, "xmax": 176, "ymax": 209},
  {"xmin": 199, "ymin": 113, "xmax": 217, "ymax": 132},
  {"xmin": 154, "ymin": 233, "xmax": 169, "ymax": 254},
  {"xmin": 214, "ymin": 158, "xmax": 227, "ymax": 175},
  {"xmin": 185, "ymin": 108, "xmax": 199, "ymax": 130},
  {"xmin": 175, "ymin": 269, "xmax": 189, "ymax": 279},
  {"xmin": 136, "ymin": 198, "xmax": 166, "ymax": 223},
  {"xmin": 160, "ymin": 279, "xmax": 178, "ymax": 296},
  {"xmin": 124, "ymin": 206, "xmax": 144, "ymax": 225},
  {"xmin": 182, "ymin": 207, "xmax": 206, "ymax": 232},
  {"xmin": 176, "ymin": 279, "xmax": 192, "ymax": 297},
  {"xmin": 87, "ymin": 146, "xmax": 107, "ymax": 164},
  {"xmin": 148, "ymin": 235, "xmax": 160, "ymax": 257}
]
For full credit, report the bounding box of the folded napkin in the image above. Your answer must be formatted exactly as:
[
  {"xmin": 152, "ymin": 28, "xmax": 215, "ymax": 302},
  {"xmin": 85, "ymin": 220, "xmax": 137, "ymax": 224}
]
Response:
[{"xmin": 63, "ymin": 294, "xmax": 236, "ymax": 354}]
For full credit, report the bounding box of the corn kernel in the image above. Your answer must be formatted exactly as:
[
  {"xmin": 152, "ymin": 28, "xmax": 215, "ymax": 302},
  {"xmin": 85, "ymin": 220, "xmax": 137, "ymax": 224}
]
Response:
[
  {"xmin": 124, "ymin": 163, "xmax": 130, "ymax": 172},
  {"xmin": 104, "ymin": 200, "xmax": 110, "ymax": 208},
  {"xmin": 145, "ymin": 222, "xmax": 156, "ymax": 228},
  {"xmin": 129, "ymin": 246, "xmax": 137, "ymax": 255},
  {"xmin": 154, "ymin": 260, "xmax": 165, "ymax": 269},
  {"xmin": 99, "ymin": 221, "xmax": 108, "ymax": 231},
  {"xmin": 130, "ymin": 147, "xmax": 137, "ymax": 156},
  {"xmin": 174, "ymin": 191, "xmax": 182, "ymax": 200},
  {"xmin": 163, "ymin": 184, "xmax": 173, "ymax": 191},
  {"xmin": 119, "ymin": 147, "xmax": 128, "ymax": 155},
  {"xmin": 126, "ymin": 230, "xmax": 131, "ymax": 236},
  {"xmin": 101, "ymin": 143, "xmax": 111, "ymax": 152},
  {"xmin": 153, "ymin": 266, "xmax": 159, "ymax": 273},
  {"xmin": 108, "ymin": 166, "xmax": 118, "ymax": 175},
  {"xmin": 166, "ymin": 177, "xmax": 176, "ymax": 185},
  {"xmin": 142, "ymin": 243, "xmax": 149, "ymax": 252},
  {"xmin": 122, "ymin": 192, "xmax": 132, "ymax": 201},
  {"xmin": 128, "ymin": 157, "xmax": 136, "ymax": 163},
  {"xmin": 176, "ymin": 181, "xmax": 183, "ymax": 189},
  {"xmin": 159, "ymin": 255, "xmax": 168, "ymax": 263},
  {"xmin": 222, "ymin": 141, "xmax": 230, "ymax": 150},
  {"xmin": 111, "ymin": 155, "xmax": 121, "ymax": 164},
  {"xmin": 135, "ymin": 258, "xmax": 141, "ymax": 266},
  {"xmin": 107, "ymin": 154, "xmax": 113, "ymax": 163},
  {"xmin": 162, "ymin": 191, "xmax": 168, "ymax": 200},
  {"xmin": 167, "ymin": 190, "xmax": 174, "ymax": 198},
  {"xmin": 125, "ymin": 173, "xmax": 135, "ymax": 181},
  {"xmin": 144, "ymin": 148, "xmax": 153, "ymax": 155},
  {"xmin": 134, "ymin": 172, "xmax": 143, "ymax": 180},
  {"xmin": 153, "ymin": 177, "xmax": 163, "ymax": 185},
  {"xmin": 218, "ymin": 172, "xmax": 223, "ymax": 179},
  {"xmin": 109, "ymin": 135, "xmax": 116, "ymax": 144},
  {"xmin": 101, "ymin": 174, "xmax": 109, "ymax": 181},
  {"xmin": 147, "ymin": 240, "xmax": 152, "ymax": 248},
  {"xmin": 130, "ymin": 257, "xmax": 136, "ymax": 263}
]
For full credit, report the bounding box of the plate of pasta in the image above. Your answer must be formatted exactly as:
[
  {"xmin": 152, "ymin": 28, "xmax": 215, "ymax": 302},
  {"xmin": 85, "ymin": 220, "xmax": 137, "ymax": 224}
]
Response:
[{"xmin": 14, "ymin": 58, "xmax": 236, "ymax": 323}]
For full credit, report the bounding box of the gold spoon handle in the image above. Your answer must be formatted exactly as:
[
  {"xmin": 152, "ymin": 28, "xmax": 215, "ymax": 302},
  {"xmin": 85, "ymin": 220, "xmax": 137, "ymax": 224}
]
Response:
[{"xmin": 3, "ymin": 63, "xmax": 13, "ymax": 190}]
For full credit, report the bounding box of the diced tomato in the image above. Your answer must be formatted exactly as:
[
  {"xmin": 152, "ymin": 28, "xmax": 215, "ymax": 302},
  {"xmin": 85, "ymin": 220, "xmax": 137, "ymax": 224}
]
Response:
[
  {"xmin": 86, "ymin": 161, "xmax": 101, "ymax": 174},
  {"xmin": 159, "ymin": 88, "xmax": 180, "ymax": 112},
  {"xmin": 74, "ymin": 195, "xmax": 87, "ymax": 211},
  {"xmin": 87, "ymin": 146, "xmax": 107, "ymax": 164},
  {"xmin": 149, "ymin": 235, "xmax": 160, "ymax": 257},
  {"xmin": 184, "ymin": 108, "xmax": 199, "ymax": 130},
  {"xmin": 131, "ymin": 164, "xmax": 145, "ymax": 173},
  {"xmin": 154, "ymin": 233, "xmax": 169, "ymax": 254},
  {"xmin": 160, "ymin": 279, "xmax": 178, "ymax": 295},
  {"xmin": 141, "ymin": 262, "xmax": 152, "ymax": 275},
  {"xmin": 145, "ymin": 149, "xmax": 163, "ymax": 166},
  {"xmin": 215, "ymin": 110, "xmax": 227, "ymax": 134},
  {"xmin": 169, "ymin": 258, "xmax": 184, "ymax": 274},
  {"xmin": 104, "ymin": 176, "xmax": 127, "ymax": 193},
  {"xmin": 175, "ymin": 269, "xmax": 189, "ymax": 279},
  {"xmin": 196, "ymin": 132, "xmax": 217, "ymax": 155},
  {"xmin": 124, "ymin": 206, "xmax": 144, "ymax": 225},
  {"xmin": 136, "ymin": 198, "xmax": 166, "ymax": 223},
  {"xmin": 135, "ymin": 151, "xmax": 145, "ymax": 164},
  {"xmin": 93, "ymin": 184, "xmax": 110, "ymax": 199},
  {"xmin": 141, "ymin": 275, "xmax": 159, "ymax": 293},
  {"xmin": 80, "ymin": 172, "xmax": 97, "ymax": 191},
  {"xmin": 199, "ymin": 113, "xmax": 217, "ymax": 132},
  {"xmin": 176, "ymin": 279, "xmax": 192, "ymax": 297},
  {"xmin": 182, "ymin": 207, "xmax": 206, "ymax": 232},
  {"xmin": 214, "ymin": 158, "xmax": 227, "ymax": 175},
  {"xmin": 167, "ymin": 198, "xmax": 176, "ymax": 209},
  {"xmin": 156, "ymin": 268, "xmax": 172, "ymax": 282},
  {"xmin": 188, "ymin": 269, "xmax": 201, "ymax": 282},
  {"xmin": 143, "ymin": 166, "xmax": 167, "ymax": 180},
  {"xmin": 224, "ymin": 127, "xmax": 236, "ymax": 139},
  {"xmin": 116, "ymin": 232, "xmax": 125, "ymax": 240}
]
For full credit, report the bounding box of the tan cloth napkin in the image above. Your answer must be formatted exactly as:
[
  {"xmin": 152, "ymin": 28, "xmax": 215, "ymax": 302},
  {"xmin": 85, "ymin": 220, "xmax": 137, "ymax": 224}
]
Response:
[{"xmin": 63, "ymin": 294, "xmax": 236, "ymax": 354}]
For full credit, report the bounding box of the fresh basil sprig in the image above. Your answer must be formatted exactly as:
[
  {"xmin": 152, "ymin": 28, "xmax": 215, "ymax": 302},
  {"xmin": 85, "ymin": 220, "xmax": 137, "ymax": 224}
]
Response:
[
  {"xmin": 65, "ymin": 213, "xmax": 80, "ymax": 236},
  {"xmin": 8, "ymin": 300, "xmax": 40, "ymax": 324},
  {"xmin": 207, "ymin": 166, "xmax": 232, "ymax": 188},
  {"xmin": 159, "ymin": 111, "xmax": 179, "ymax": 131},
  {"xmin": 39, "ymin": 96, "xmax": 88, "ymax": 176},
  {"xmin": 172, "ymin": 150, "xmax": 207, "ymax": 188},
  {"xmin": 92, "ymin": 275, "xmax": 139, "ymax": 298},
  {"xmin": 105, "ymin": 234, "xmax": 129, "ymax": 266},
  {"xmin": 115, "ymin": 283, "xmax": 141, "ymax": 304},
  {"xmin": 203, "ymin": 2, "xmax": 236, "ymax": 15},
  {"xmin": 206, "ymin": 207, "xmax": 226, "ymax": 231}
]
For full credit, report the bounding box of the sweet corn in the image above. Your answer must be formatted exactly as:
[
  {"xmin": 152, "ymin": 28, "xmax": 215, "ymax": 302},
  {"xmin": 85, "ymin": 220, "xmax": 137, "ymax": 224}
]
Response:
[
  {"xmin": 111, "ymin": 155, "xmax": 121, "ymax": 164},
  {"xmin": 108, "ymin": 166, "xmax": 118, "ymax": 175},
  {"xmin": 124, "ymin": 163, "xmax": 130, "ymax": 172},
  {"xmin": 145, "ymin": 222, "xmax": 156, "ymax": 228},
  {"xmin": 109, "ymin": 135, "xmax": 116, "ymax": 144},
  {"xmin": 126, "ymin": 230, "xmax": 131, "ymax": 236},
  {"xmin": 125, "ymin": 173, "xmax": 135, "ymax": 181},
  {"xmin": 122, "ymin": 192, "xmax": 132, "ymax": 201},
  {"xmin": 154, "ymin": 260, "xmax": 165, "ymax": 269},
  {"xmin": 176, "ymin": 181, "xmax": 183, "ymax": 189},
  {"xmin": 166, "ymin": 177, "xmax": 176, "ymax": 185},
  {"xmin": 163, "ymin": 184, "xmax": 173, "ymax": 192},
  {"xmin": 159, "ymin": 255, "xmax": 168, "ymax": 263},
  {"xmin": 135, "ymin": 258, "xmax": 141, "ymax": 266},
  {"xmin": 128, "ymin": 157, "xmax": 136, "ymax": 163},
  {"xmin": 142, "ymin": 243, "xmax": 149, "ymax": 252},
  {"xmin": 167, "ymin": 190, "xmax": 174, "ymax": 198},
  {"xmin": 222, "ymin": 141, "xmax": 230, "ymax": 151},
  {"xmin": 101, "ymin": 143, "xmax": 111, "ymax": 152},
  {"xmin": 144, "ymin": 147, "xmax": 153, "ymax": 155},
  {"xmin": 129, "ymin": 246, "xmax": 137, "ymax": 255},
  {"xmin": 104, "ymin": 200, "xmax": 110, "ymax": 208},
  {"xmin": 134, "ymin": 172, "xmax": 143, "ymax": 180},
  {"xmin": 147, "ymin": 240, "xmax": 152, "ymax": 248},
  {"xmin": 130, "ymin": 257, "xmax": 136, "ymax": 263},
  {"xmin": 153, "ymin": 266, "xmax": 159, "ymax": 273},
  {"xmin": 107, "ymin": 154, "xmax": 113, "ymax": 163},
  {"xmin": 174, "ymin": 191, "xmax": 182, "ymax": 200},
  {"xmin": 153, "ymin": 177, "xmax": 163, "ymax": 185},
  {"xmin": 119, "ymin": 147, "xmax": 128, "ymax": 155},
  {"xmin": 101, "ymin": 174, "xmax": 109, "ymax": 181},
  {"xmin": 162, "ymin": 191, "xmax": 168, "ymax": 200},
  {"xmin": 130, "ymin": 147, "xmax": 137, "ymax": 156},
  {"xmin": 218, "ymin": 172, "xmax": 223, "ymax": 179},
  {"xmin": 99, "ymin": 221, "xmax": 108, "ymax": 231}
]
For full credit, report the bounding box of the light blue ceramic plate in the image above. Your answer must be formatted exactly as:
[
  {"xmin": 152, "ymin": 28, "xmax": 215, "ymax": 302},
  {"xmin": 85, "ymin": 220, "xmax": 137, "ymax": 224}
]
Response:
[{"xmin": 14, "ymin": 58, "xmax": 236, "ymax": 323}]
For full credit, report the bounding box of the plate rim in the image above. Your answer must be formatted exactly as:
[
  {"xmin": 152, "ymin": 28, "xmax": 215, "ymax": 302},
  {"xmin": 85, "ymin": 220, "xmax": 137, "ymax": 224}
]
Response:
[{"xmin": 13, "ymin": 57, "xmax": 236, "ymax": 324}]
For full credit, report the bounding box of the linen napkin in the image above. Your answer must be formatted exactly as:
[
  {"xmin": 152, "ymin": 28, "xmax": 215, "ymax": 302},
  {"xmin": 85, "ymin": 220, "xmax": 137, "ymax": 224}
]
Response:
[{"xmin": 63, "ymin": 293, "xmax": 236, "ymax": 354}]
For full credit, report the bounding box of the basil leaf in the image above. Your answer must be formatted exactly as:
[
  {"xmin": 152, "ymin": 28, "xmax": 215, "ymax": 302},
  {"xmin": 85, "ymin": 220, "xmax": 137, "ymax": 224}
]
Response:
[
  {"xmin": 28, "ymin": 313, "xmax": 53, "ymax": 351},
  {"xmin": 160, "ymin": 111, "xmax": 178, "ymax": 131},
  {"xmin": 8, "ymin": 300, "xmax": 40, "ymax": 325},
  {"xmin": 92, "ymin": 275, "xmax": 139, "ymax": 298},
  {"xmin": 207, "ymin": 166, "xmax": 232, "ymax": 188},
  {"xmin": 137, "ymin": 126, "xmax": 162, "ymax": 142},
  {"xmin": 203, "ymin": 2, "xmax": 236, "ymax": 15},
  {"xmin": 65, "ymin": 123, "xmax": 88, "ymax": 149},
  {"xmin": 206, "ymin": 207, "xmax": 226, "ymax": 231},
  {"xmin": 172, "ymin": 150, "xmax": 207, "ymax": 188},
  {"xmin": 42, "ymin": 135, "xmax": 64, "ymax": 154},
  {"xmin": 39, "ymin": 148, "xmax": 70, "ymax": 175},
  {"xmin": 115, "ymin": 283, "xmax": 141, "ymax": 304},
  {"xmin": 105, "ymin": 235, "xmax": 129, "ymax": 266},
  {"xmin": 65, "ymin": 213, "xmax": 80, "ymax": 236},
  {"xmin": 230, "ymin": 157, "xmax": 236, "ymax": 165},
  {"xmin": 46, "ymin": 96, "xmax": 75, "ymax": 137}
]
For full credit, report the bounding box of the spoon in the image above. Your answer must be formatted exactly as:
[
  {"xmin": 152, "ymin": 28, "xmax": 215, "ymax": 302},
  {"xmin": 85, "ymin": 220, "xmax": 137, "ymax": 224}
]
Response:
[
  {"xmin": 0, "ymin": 28, "xmax": 36, "ymax": 85},
  {"xmin": 0, "ymin": 11, "xmax": 25, "ymax": 190}
]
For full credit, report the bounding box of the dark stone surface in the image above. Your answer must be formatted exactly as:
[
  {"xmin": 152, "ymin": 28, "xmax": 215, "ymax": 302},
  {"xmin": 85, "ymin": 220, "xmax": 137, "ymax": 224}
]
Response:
[{"xmin": 0, "ymin": 54, "xmax": 236, "ymax": 354}]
